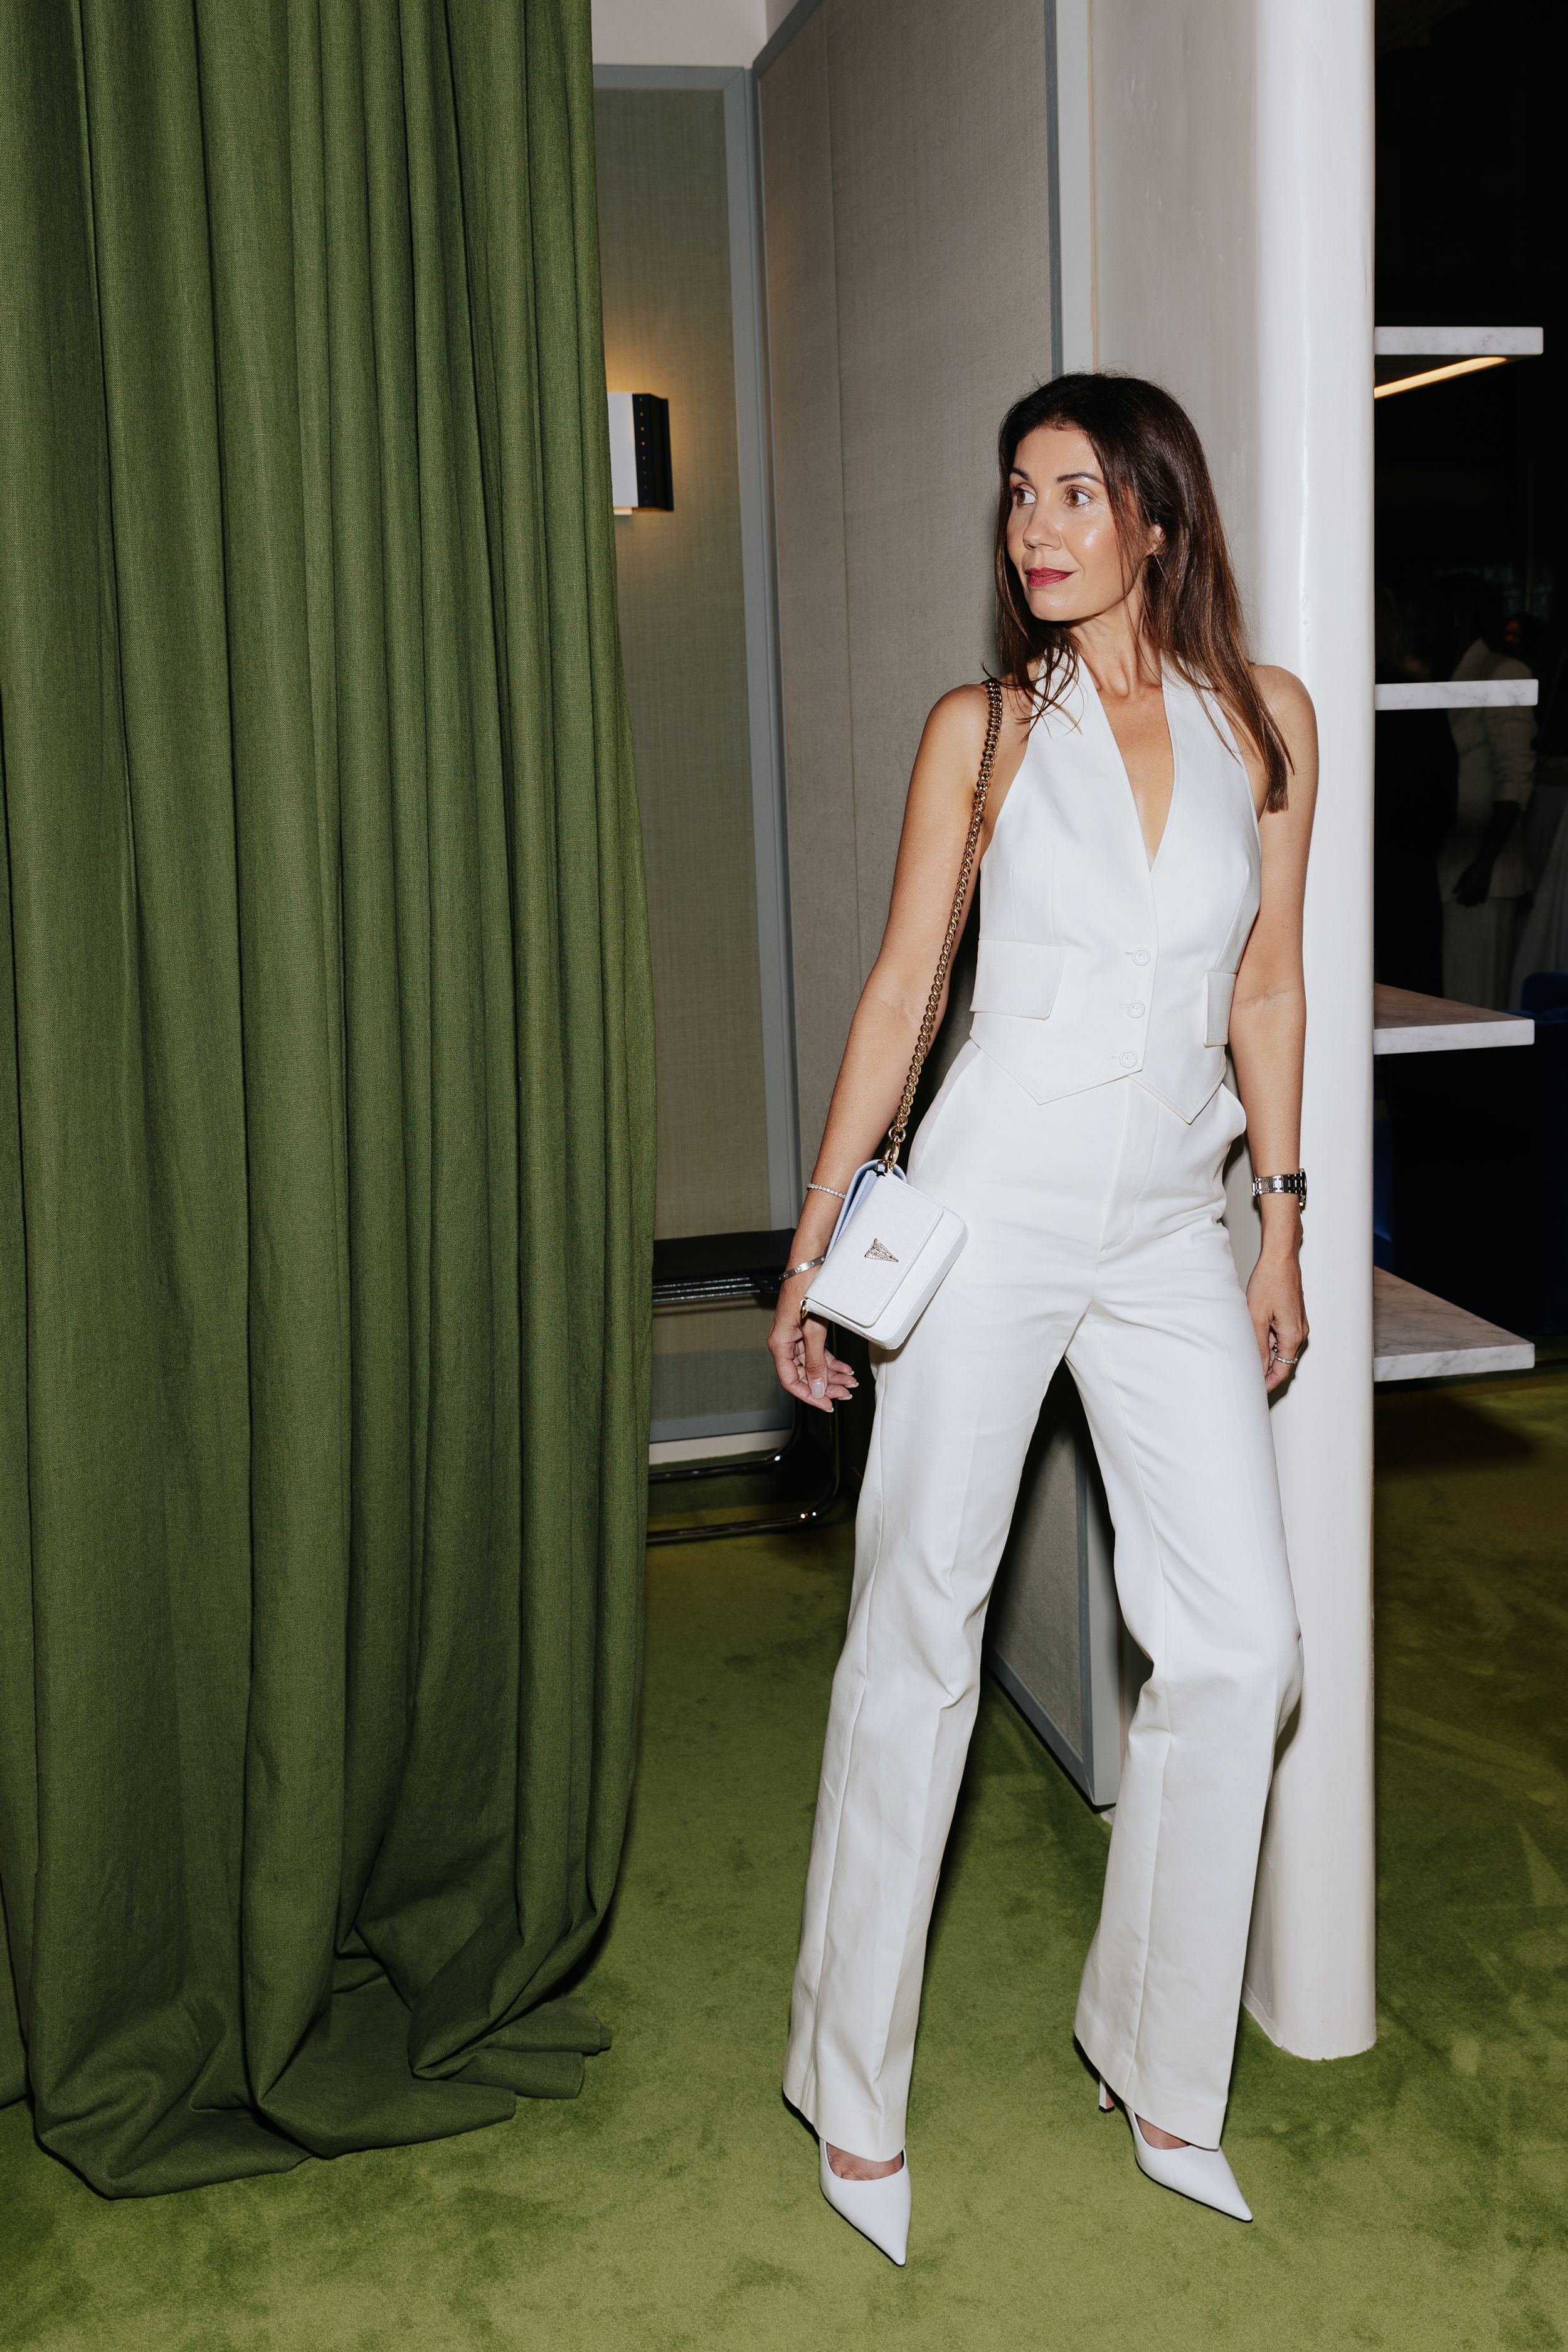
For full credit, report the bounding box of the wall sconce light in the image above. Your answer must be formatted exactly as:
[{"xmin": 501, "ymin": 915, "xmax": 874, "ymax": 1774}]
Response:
[{"xmin": 607, "ymin": 392, "xmax": 673, "ymax": 515}]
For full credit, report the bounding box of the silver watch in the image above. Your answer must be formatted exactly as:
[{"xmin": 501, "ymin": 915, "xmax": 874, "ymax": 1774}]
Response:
[{"xmin": 1251, "ymin": 1170, "xmax": 1306, "ymax": 1209}]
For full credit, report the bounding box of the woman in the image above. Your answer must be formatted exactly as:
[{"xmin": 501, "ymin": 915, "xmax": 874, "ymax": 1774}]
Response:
[{"xmin": 768, "ymin": 374, "xmax": 1316, "ymax": 2264}]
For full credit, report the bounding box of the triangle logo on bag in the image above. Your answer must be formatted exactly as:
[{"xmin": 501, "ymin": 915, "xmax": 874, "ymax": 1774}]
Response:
[{"xmin": 865, "ymin": 1238, "xmax": 898, "ymax": 1262}]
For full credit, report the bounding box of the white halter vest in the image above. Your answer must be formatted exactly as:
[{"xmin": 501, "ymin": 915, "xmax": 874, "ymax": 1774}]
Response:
[{"xmin": 969, "ymin": 665, "xmax": 1262, "ymax": 1124}]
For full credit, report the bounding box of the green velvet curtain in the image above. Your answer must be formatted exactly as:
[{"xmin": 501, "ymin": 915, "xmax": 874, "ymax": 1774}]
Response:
[{"xmin": 0, "ymin": 0, "xmax": 654, "ymax": 2197}]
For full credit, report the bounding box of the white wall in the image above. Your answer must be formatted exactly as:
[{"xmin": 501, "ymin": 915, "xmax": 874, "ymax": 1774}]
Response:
[
  {"xmin": 1090, "ymin": 0, "xmax": 1377, "ymax": 2063},
  {"xmin": 591, "ymin": 0, "xmax": 792, "ymax": 67}
]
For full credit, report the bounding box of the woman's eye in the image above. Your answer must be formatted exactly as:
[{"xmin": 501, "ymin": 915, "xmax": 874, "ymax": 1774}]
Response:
[{"xmin": 1012, "ymin": 486, "xmax": 1033, "ymax": 508}]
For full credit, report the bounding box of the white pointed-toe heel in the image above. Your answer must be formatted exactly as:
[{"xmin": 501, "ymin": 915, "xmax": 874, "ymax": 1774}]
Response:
[
  {"xmin": 818, "ymin": 2141, "xmax": 911, "ymax": 2265},
  {"xmin": 1098, "ymin": 2080, "xmax": 1253, "ymax": 2223}
]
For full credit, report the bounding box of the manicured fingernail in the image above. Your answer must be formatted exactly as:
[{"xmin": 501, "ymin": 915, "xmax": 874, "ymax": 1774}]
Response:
[{"xmin": 811, "ymin": 1378, "xmax": 825, "ymax": 1398}]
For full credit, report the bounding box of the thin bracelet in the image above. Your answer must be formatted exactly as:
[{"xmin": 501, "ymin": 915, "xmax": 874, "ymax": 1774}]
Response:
[
  {"xmin": 781, "ymin": 1254, "xmax": 827, "ymax": 1280},
  {"xmin": 805, "ymin": 1181, "xmax": 847, "ymax": 1203}
]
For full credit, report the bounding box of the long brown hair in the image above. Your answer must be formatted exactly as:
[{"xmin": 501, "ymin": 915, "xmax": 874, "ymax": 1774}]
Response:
[{"xmin": 993, "ymin": 373, "xmax": 1291, "ymax": 810}]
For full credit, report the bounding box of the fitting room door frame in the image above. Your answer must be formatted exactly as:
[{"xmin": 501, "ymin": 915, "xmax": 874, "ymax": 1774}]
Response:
[{"xmin": 594, "ymin": 62, "xmax": 802, "ymax": 1229}]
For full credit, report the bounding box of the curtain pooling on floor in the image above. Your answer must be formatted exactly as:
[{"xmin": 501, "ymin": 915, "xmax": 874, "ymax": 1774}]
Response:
[{"xmin": 0, "ymin": 0, "xmax": 655, "ymax": 2196}]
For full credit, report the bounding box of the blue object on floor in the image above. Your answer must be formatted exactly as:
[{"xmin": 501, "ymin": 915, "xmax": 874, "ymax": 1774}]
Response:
[
  {"xmin": 1373, "ymin": 1109, "xmax": 1394, "ymax": 1272},
  {"xmin": 1520, "ymin": 970, "xmax": 1568, "ymax": 1016}
]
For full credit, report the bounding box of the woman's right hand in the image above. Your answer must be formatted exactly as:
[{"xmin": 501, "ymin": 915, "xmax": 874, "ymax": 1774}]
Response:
[{"xmin": 769, "ymin": 1274, "xmax": 858, "ymax": 1414}]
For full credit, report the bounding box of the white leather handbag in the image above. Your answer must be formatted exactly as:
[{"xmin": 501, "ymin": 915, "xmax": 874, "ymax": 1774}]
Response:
[{"xmin": 803, "ymin": 679, "xmax": 1003, "ymax": 1350}]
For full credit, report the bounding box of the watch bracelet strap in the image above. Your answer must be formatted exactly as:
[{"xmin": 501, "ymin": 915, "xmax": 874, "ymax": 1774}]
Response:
[{"xmin": 1251, "ymin": 1171, "xmax": 1306, "ymax": 1199}]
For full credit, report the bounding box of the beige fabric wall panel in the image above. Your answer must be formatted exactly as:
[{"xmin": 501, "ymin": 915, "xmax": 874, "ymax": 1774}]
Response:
[
  {"xmin": 1090, "ymin": 1, "xmax": 1262, "ymax": 622},
  {"xmin": 761, "ymin": 0, "xmax": 1052, "ymax": 1156},
  {"xmin": 758, "ymin": 17, "xmax": 860, "ymax": 1159},
  {"xmin": 596, "ymin": 88, "xmax": 773, "ymax": 1238}
]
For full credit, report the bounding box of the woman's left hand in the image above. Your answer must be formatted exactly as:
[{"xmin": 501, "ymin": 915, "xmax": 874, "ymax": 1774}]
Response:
[{"xmin": 1248, "ymin": 1242, "xmax": 1308, "ymax": 1392}]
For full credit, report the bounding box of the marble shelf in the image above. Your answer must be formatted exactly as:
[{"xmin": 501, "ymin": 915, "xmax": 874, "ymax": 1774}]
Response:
[
  {"xmin": 649, "ymin": 1424, "xmax": 792, "ymax": 1468},
  {"xmin": 1373, "ymin": 327, "xmax": 1544, "ymax": 357},
  {"xmin": 1372, "ymin": 1268, "xmax": 1535, "ymax": 1383},
  {"xmin": 1374, "ymin": 679, "xmax": 1537, "ymax": 710},
  {"xmin": 1374, "ymin": 984, "xmax": 1534, "ymax": 1055}
]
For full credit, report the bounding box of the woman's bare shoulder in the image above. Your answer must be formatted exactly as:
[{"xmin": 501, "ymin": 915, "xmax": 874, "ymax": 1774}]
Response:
[
  {"xmin": 920, "ymin": 679, "xmax": 1030, "ymax": 761},
  {"xmin": 924, "ymin": 681, "xmax": 994, "ymax": 745},
  {"xmin": 1250, "ymin": 662, "xmax": 1316, "ymax": 737}
]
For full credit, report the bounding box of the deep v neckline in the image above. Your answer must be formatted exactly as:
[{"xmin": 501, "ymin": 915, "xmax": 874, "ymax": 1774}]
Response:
[{"xmin": 1082, "ymin": 662, "xmax": 1179, "ymax": 873}]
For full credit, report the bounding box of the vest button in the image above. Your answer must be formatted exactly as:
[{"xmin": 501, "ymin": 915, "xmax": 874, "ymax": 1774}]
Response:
[
  {"xmin": 1127, "ymin": 1001, "xmax": 1145, "ymax": 1018},
  {"xmin": 1131, "ymin": 949, "xmax": 1150, "ymax": 966},
  {"xmin": 1119, "ymin": 1051, "xmax": 1137, "ymax": 1068}
]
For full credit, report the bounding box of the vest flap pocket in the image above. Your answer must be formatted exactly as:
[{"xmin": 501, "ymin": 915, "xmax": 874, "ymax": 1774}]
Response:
[
  {"xmin": 1205, "ymin": 970, "xmax": 1237, "ymax": 1049},
  {"xmin": 971, "ymin": 939, "xmax": 1067, "ymax": 1019}
]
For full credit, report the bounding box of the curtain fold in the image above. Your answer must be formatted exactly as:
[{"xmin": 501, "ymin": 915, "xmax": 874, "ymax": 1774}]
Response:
[{"xmin": 0, "ymin": 0, "xmax": 654, "ymax": 2196}]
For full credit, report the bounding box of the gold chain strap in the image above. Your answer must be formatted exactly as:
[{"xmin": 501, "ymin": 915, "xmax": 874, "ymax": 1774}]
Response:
[{"xmin": 881, "ymin": 677, "xmax": 1005, "ymax": 1171}]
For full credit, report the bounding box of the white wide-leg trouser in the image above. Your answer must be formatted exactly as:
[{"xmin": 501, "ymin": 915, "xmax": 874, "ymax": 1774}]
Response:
[{"xmin": 783, "ymin": 1043, "xmax": 1302, "ymax": 2158}]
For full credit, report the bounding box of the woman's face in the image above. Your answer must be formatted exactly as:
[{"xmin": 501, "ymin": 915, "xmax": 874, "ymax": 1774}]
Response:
[{"xmin": 1005, "ymin": 423, "xmax": 1157, "ymax": 627}]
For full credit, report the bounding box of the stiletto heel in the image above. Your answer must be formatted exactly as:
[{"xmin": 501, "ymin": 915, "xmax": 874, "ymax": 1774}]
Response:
[
  {"xmin": 1097, "ymin": 2079, "xmax": 1252, "ymax": 2222},
  {"xmin": 818, "ymin": 2141, "xmax": 911, "ymax": 2265}
]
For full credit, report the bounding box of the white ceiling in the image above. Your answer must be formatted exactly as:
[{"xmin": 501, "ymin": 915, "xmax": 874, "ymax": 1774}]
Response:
[
  {"xmin": 594, "ymin": 4, "xmax": 1479, "ymax": 75},
  {"xmin": 591, "ymin": 0, "xmax": 788, "ymax": 68}
]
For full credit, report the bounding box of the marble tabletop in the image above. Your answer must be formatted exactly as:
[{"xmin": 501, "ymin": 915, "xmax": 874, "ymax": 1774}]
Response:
[
  {"xmin": 1374, "ymin": 984, "xmax": 1534, "ymax": 1056},
  {"xmin": 1373, "ymin": 1267, "xmax": 1535, "ymax": 1383}
]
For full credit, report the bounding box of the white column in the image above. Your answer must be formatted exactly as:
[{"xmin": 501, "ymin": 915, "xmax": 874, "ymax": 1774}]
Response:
[
  {"xmin": 1086, "ymin": 0, "xmax": 1376, "ymax": 2060},
  {"xmin": 1242, "ymin": 0, "xmax": 1376, "ymax": 2060}
]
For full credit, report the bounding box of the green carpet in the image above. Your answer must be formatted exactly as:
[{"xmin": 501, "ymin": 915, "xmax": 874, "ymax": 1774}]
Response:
[{"xmin": 2, "ymin": 1372, "xmax": 1566, "ymax": 2349}]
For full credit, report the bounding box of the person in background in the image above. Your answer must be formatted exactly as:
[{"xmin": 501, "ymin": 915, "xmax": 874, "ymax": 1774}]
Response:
[
  {"xmin": 1511, "ymin": 632, "xmax": 1568, "ymax": 998},
  {"xmin": 1508, "ymin": 620, "xmax": 1565, "ymax": 886},
  {"xmin": 1374, "ymin": 583, "xmax": 1456, "ymax": 998},
  {"xmin": 1439, "ymin": 597, "xmax": 1537, "ymax": 1009}
]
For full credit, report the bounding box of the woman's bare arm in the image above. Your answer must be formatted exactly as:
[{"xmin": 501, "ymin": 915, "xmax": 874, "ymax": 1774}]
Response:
[
  {"xmin": 1229, "ymin": 664, "xmax": 1319, "ymax": 1389},
  {"xmin": 768, "ymin": 684, "xmax": 1028, "ymax": 1411}
]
